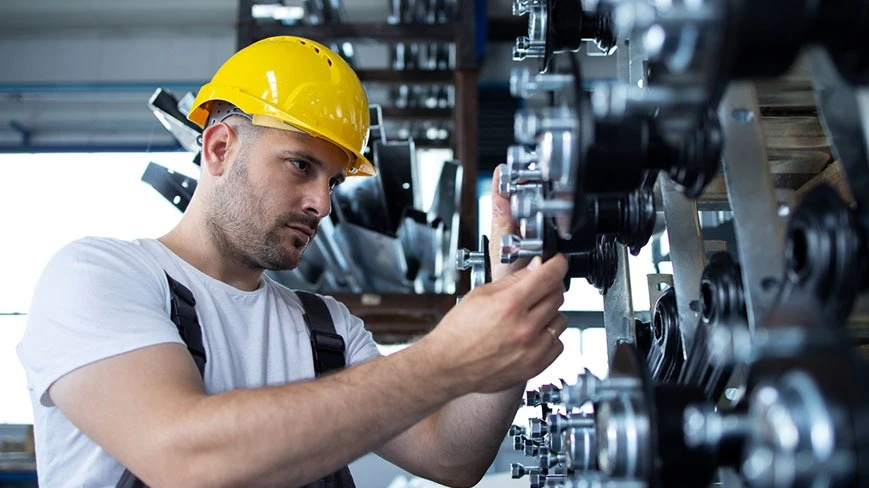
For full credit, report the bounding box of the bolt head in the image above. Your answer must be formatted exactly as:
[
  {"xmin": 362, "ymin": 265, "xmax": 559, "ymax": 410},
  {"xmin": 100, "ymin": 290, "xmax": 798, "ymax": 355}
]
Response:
[
  {"xmin": 456, "ymin": 248, "xmax": 471, "ymax": 270},
  {"xmin": 530, "ymin": 418, "xmax": 547, "ymax": 438},
  {"xmin": 513, "ymin": 435, "xmax": 525, "ymax": 451},
  {"xmin": 514, "ymin": 108, "xmax": 541, "ymax": 144},
  {"xmin": 510, "ymin": 67, "xmax": 533, "ymax": 98},
  {"xmin": 501, "ymin": 235, "xmax": 521, "ymax": 263},
  {"xmin": 513, "ymin": 37, "xmax": 531, "ymax": 60},
  {"xmin": 498, "ymin": 168, "xmax": 513, "ymax": 197},
  {"xmin": 526, "ymin": 389, "xmax": 542, "ymax": 406},
  {"xmin": 512, "ymin": 0, "xmax": 531, "ymax": 16},
  {"xmin": 511, "ymin": 463, "xmax": 525, "ymax": 478}
]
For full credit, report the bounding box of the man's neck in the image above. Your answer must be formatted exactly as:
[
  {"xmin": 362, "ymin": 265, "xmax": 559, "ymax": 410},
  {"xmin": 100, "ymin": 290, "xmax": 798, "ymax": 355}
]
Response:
[{"xmin": 159, "ymin": 217, "xmax": 264, "ymax": 292}]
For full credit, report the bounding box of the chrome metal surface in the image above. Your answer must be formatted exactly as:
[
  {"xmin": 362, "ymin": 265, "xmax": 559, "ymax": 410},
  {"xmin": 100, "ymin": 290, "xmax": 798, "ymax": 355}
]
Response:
[
  {"xmin": 603, "ymin": 244, "xmax": 636, "ymax": 362},
  {"xmin": 659, "ymin": 173, "xmax": 706, "ymax": 353},
  {"xmin": 742, "ymin": 371, "xmax": 854, "ymax": 487},
  {"xmin": 428, "ymin": 160, "xmax": 463, "ymax": 294},
  {"xmin": 512, "ymin": 67, "xmax": 575, "ymax": 99},
  {"xmin": 456, "ymin": 247, "xmax": 486, "ymax": 289},
  {"xmin": 596, "ymin": 393, "xmax": 652, "ymax": 480},
  {"xmin": 646, "ymin": 273, "xmax": 674, "ymax": 314},
  {"xmin": 501, "ymin": 234, "xmax": 544, "ymax": 263},
  {"xmin": 332, "ymin": 222, "xmax": 410, "ymax": 292},
  {"xmin": 718, "ymin": 83, "xmax": 786, "ymax": 333}
]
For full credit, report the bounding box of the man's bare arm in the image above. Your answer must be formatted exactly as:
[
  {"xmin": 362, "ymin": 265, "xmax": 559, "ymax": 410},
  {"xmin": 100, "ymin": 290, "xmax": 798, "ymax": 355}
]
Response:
[
  {"xmin": 50, "ymin": 254, "xmax": 569, "ymax": 488},
  {"xmin": 375, "ymin": 259, "xmax": 568, "ymax": 484}
]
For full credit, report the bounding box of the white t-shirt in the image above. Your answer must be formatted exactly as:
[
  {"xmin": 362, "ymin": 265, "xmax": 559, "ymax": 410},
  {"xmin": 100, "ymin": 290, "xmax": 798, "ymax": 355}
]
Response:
[{"xmin": 16, "ymin": 237, "xmax": 382, "ymax": 488}]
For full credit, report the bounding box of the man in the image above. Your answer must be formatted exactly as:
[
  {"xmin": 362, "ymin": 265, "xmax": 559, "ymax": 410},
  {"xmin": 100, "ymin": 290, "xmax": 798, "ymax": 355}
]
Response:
[{"xmin": 17, "ymin": 36, "xmax": 569, "ymax": 487}]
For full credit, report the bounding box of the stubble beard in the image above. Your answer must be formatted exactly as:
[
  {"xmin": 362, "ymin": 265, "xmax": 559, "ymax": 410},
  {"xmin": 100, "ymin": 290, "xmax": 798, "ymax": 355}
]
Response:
[{"xmin": 206, "ymin": 153, "xmax": 314, "ymax": 271}]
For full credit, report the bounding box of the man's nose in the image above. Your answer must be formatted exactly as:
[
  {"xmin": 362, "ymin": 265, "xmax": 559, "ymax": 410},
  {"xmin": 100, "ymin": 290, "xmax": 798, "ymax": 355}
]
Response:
[{"xmin": 303, "ymin": 180, "xmax": 332, "ymax": 218}]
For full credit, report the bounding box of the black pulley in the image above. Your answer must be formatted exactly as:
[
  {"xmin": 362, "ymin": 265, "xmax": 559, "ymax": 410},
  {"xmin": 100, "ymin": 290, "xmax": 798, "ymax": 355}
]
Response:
[
  {"xmin": 647, "ymin": 287, "xmax": 684, "ymax": 383},
  {"xmin": 565, "ymin": 235, "xmax": 617, "ymax": 293},
  {"xmin": 700, "ymin": 252, "xmax": 747, "ymax": 327},
  {"xmin": 667, "ymin": 110, "xmax": 724, "ymax": 199},
  {"xmin": 539, "ymin": 0, "xmax": 616, "ymax": 73},
  {"xmin": 784, "ymin": 184, "xmax": 866, "ymax": 323},
  {"xmin": 679, "ymin": 252, "xmax": 746, "ymax": 401}
]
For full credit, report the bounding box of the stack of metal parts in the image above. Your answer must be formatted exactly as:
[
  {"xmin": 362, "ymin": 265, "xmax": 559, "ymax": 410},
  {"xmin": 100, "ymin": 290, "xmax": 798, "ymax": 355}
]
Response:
[
  {"xmin": 144, "ymin": 95, "xmax": 463, "ymax": 295},
  {"xmin": 250, "ymin": 1, "xmax": 359, "ymax": 66},
  {"xmin": 454, "ymin": 0, "xmax": 869, "ymax": 486},
  {"xmin": 387, "ymin": 0, "xmax": 456, "ymax": 145}
]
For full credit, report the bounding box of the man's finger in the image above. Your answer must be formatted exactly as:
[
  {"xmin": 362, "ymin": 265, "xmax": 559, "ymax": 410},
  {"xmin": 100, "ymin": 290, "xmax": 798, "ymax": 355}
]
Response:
[
  {"xmin": 510, "ymin": 254, "xmax": 569, "ymax": 307},
  {"xmin": 490, "ymin": 164, "xmax": 515, "ymax": 240},
  {"xmin": 481, "ymin": 256, "xmax": 538, "ymax": 292},
  {"xmin": 542, "ymin": 313, "xmax": 568, "ymax": 340},
  {"xmin": 527, "ymin": 294, "xmax": 567, "ymax": 330}
]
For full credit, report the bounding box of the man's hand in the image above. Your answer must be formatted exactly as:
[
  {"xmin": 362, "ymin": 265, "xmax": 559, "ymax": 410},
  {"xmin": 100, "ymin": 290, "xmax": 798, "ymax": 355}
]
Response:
[
  {"xmin": 490, "ymin": 164, "xmax": 530, "ymax": 281},
  {"xmin": 420, "ymin": 254, "xmax": 569, "ymax": 394}
]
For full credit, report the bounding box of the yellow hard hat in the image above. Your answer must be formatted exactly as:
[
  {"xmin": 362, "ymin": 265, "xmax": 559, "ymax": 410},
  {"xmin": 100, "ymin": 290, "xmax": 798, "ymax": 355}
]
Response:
[{"xmin": 188, "ymin": 36, "xmax": 375, "ymax": 177}]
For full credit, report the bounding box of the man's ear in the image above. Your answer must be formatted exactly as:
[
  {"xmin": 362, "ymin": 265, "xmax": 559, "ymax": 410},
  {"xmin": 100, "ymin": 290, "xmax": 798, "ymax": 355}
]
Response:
[{"xmin": 200, "ymin": 123, "xmax": 233, "ymax": 177}]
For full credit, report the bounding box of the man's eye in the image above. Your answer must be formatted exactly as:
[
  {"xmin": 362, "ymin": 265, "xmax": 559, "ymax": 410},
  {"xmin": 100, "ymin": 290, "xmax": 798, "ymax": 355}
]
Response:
[
  {"xmin": 329, "ymin": 178, "xmax": 340, "ymax": 192},
  {"xmin": 290, "ymin": 160, "xmax": 309, "ymax": 171}
]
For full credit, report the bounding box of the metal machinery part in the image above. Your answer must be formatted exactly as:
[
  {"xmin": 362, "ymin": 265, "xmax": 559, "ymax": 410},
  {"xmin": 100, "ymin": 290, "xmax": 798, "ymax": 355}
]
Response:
[
  {"xmin": 457, "ymin": 235, "xmax": 491, "ymax": 290},
  {"xmin": 516, "ymin": 345, "xmax": 719, "ymax": 487},
  {"xmin": 513, "ymin": 0, "xmax": 617, "ymax": 73},
  {"xmin": 495, "ymin": 0, "xmax": 869, "ymax": 487},
  {"xmin": 782, "ymin": 184, "xmax": 868, "ymax": 324},
  {"xmin": 678, "ymin": 251, "xmax": 747, "ymax": 401},
  {"xmin": 690, "ymin": 305, "xmax": 869, "ymax": 488}
]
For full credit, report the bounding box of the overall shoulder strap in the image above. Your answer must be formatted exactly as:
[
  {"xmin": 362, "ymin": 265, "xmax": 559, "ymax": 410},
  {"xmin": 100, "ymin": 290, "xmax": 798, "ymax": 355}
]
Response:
[
  {"xmin": 295, "ymin": 291, "xmax": 355, "ymax": 488},
  {"xmin": 296, "ymin": 291, "xmax": 346, "ymax": 376},
  {"xmin": 166, "ymin": 273, "xmax": 206, "ymax": 376},
  {"xmin": 117, "ymin": 273, "xmax": 204, "ymax": 488}
]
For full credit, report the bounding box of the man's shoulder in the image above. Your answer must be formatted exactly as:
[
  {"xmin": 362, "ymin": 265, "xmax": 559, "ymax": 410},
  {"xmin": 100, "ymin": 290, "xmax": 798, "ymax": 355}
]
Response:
[
  {"xmin": 58, "ymin": 236, "xmax": 150, "ymax": 259},
  {"xmin": 47, "ymin": 236, "xmax": 166, "ymax": 287}
]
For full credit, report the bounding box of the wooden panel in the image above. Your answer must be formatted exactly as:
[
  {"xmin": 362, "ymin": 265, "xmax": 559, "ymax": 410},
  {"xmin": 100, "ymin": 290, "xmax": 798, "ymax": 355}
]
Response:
[
  {"xmin": 699, "ymin": 112, "xmax": 834, "ymax": 206},
  {"xmin": 334, "ymin": 293, "xmax": 457, "ymax": 343},
  {"xmin": 794, "ymin": 160, "xmax": 857, "ymax": 205}
]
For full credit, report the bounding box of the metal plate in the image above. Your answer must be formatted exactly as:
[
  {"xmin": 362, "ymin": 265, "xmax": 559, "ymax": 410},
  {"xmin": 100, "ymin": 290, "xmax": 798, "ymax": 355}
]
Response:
[
  {"xmin": 332, "ymin": 222, "xmax": 412, "ymax": 293},
  {"xmin": 659, "ymin": 173, "xmax": 706, "ymax": 354},
  {"xmin": 718, "ymin": 82, "xmax": 786, "ymax": 333},
  {"xmin": 428, "ymin": 160, "xmax": 463, "ymax": 294},
  {"xmin": 604, "ymin": 243, "xmax": 636, "ymax": 363},
  {"xmin": 376, "ymin": 140, "xmax": 417, "ymax": 234},
  {"xmin": 398, "ymin": 209, "xmax": 445, "ymax": 293}
]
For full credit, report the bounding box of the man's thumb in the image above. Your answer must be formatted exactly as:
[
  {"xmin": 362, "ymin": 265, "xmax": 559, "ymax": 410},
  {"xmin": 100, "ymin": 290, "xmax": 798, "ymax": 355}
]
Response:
[{"xmin": 490, "ymin": 165, "xmax": 515, "ymax": 237}]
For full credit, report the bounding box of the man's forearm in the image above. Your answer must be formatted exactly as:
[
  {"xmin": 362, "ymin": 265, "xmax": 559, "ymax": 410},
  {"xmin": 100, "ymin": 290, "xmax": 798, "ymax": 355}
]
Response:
[
  {"xmin": 159, "ymin": 344, "xmax": 462, "ymax": 487},
  {"xmin": 428, "ymin": 384, "xmax": 526, "ymax": 478}
]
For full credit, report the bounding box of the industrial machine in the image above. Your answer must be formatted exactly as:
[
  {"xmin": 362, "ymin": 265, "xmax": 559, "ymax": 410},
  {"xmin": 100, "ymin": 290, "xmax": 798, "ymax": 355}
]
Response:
[{"xmin": 457, "ymin": 0, "xmax": 869, "ymax": 486}]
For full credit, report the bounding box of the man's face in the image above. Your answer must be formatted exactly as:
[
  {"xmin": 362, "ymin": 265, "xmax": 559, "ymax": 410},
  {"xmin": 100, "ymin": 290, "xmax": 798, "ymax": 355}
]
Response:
[{"xmin": 207, "ymin": 125, "xmax": 349, "ymax": 271}]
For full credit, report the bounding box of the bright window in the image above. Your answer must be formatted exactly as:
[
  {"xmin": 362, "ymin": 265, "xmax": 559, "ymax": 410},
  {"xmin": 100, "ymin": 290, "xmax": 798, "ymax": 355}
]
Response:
[{"xmin": 0, "ymin": 151, "xmax": 196, "ymax": 424}]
